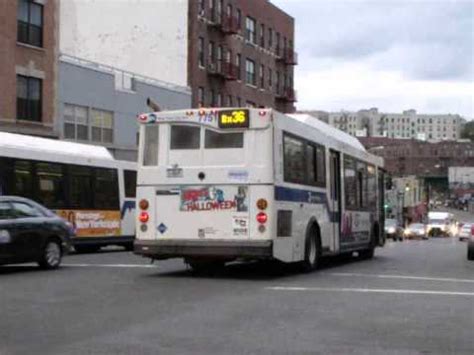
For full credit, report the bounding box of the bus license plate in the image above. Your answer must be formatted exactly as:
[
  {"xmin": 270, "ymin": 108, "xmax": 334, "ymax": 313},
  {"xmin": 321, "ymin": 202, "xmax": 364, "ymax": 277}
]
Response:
[{"xmin": 167, "ymin": 167, "xmax": 183, "ymax": 178}]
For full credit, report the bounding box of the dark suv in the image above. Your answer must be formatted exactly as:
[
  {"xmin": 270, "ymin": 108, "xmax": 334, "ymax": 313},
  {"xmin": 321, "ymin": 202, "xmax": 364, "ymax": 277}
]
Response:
[{"xmin": 0, "ymin": 196, "xmax": 73, "ymax": 269}]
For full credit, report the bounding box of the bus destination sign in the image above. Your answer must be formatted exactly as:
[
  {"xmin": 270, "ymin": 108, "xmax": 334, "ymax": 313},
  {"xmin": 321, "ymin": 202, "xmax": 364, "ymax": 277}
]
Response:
[{"xmin": 218, "ymin": 110, "xmax": 250, "ymax": 129}]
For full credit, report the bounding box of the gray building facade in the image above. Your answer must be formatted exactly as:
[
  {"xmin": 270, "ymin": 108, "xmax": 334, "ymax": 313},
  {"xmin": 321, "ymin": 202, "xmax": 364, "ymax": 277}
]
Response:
[{"xmin": 58, "ymin": 54, "xmax": 192, "ymax": 161}]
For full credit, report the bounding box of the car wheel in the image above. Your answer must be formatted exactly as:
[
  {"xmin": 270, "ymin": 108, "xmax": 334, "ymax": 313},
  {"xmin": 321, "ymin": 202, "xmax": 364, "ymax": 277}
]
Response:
[
  {"xmin": 468, "ymin": 242, "xmax": 474, "ymax": 261},
  {"xmin": 38, "ymin": 239, "xmax": 62, "ymax": 269},
  {"xmin": 301, "ymin": 228, "xmax": 320, "ymax": 272}
]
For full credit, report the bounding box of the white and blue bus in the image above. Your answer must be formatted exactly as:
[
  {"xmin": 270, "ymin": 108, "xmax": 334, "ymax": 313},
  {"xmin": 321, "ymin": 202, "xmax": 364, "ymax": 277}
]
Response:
[
  {"xmin": 134, "ymin": 108, "xmax": 385, "ymax": 270},
  {"xmin": 0, "ymin": 132, "xmax": 136, "ymax": 252}
]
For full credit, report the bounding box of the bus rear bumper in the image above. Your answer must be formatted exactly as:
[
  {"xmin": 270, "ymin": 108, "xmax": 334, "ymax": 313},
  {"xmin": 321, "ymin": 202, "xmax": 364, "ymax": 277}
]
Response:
[{"xmin": 134, "ymin": 239, "xmax": 273, "ymax": 260}]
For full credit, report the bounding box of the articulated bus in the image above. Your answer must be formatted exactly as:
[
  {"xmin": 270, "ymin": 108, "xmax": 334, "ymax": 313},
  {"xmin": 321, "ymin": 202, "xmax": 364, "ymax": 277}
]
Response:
[
  {"xmin": 134, "ymin": 108, "xmax": 385, "ymax": 271},
  {"xmin": 0, "ymin": 132, "xmax": 136, "ymax": 252}
]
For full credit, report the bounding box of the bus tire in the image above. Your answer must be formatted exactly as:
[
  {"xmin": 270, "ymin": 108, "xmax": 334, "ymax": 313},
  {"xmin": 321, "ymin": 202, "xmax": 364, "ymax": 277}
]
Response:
[
  {"xmin": 360, "ymin": 226, "xmax": 376, "ymax": 259},
  {"xmin": 301, "ymin": 224, "xmax": 321, "ymax": 272}
]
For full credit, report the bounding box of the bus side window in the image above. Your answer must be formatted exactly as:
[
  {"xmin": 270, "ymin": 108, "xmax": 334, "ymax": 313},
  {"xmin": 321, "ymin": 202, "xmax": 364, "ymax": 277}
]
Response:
[
  {"xmin": 94, "ymin": 168, "xmax": 120, "ymax": 210},
  {"xmin": 35, "ymin": 162, "xmax": 66, "ymax": 209},
  {"xmin": 13, "ymin": 160, "xmax": 34, "ymax": 200},
  {"xmin": 69, "ymin": 165, "xmax": 93, "ymax": 209},
  {"xmin": 124, "ymin": 170, "xmax": 137, "ymax": 198}
]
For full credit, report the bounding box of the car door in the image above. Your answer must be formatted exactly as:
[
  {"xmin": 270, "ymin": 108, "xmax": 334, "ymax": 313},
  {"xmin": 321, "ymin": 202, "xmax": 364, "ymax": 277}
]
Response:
[
  {"xmin": 9, "ymin": 201, "xmax": 48, "ymax": 259},
  {"xmin": 0, "ymin": 201, "xmax": 16, "ymax": 261}
]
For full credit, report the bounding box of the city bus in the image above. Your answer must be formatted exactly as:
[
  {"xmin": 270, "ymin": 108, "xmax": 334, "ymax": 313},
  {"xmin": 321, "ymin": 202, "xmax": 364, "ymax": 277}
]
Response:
[
  {"xmin": 134, "ymin": 108, "xmax": 385, "ymax": 271},
  {"xmin": 0, "ymin": 132, "xmax": 136, "ymax": 252}
]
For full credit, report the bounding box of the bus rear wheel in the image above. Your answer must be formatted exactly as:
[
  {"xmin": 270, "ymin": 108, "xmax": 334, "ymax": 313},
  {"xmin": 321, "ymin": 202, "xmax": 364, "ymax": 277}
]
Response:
[{"xmin": 301, "ymin": 228, "xmax": 321, "ymax": 272}]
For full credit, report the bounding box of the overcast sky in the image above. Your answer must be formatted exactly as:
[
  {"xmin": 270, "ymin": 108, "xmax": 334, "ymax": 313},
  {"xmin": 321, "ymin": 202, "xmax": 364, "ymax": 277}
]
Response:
[{"xmin": 272, "ymin": 0, "xmax": 473, "ymax": 119}]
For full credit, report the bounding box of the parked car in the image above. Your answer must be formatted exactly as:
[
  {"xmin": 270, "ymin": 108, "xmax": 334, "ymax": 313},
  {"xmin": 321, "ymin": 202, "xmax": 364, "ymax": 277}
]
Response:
[
  {"xmin": 384, "ymin": 219, "xmax": 404, "ymax": 241},
  {"xmin": 404, "ymin": 223, "xmax": 428, "ymax": 240},
  {"xmin": 0, "ymin": 196, "xmax": 73, "ymax": 269},
  {"xmin": 458, "ymin": 223, "xmax": 472, "ymax": 242}
]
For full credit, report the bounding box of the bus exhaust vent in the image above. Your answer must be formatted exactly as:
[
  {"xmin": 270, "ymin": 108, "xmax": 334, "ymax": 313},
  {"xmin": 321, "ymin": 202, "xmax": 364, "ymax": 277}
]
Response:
[{"xmin": 277, "ymin": 210, "xmax": 292, "ymax": 237}]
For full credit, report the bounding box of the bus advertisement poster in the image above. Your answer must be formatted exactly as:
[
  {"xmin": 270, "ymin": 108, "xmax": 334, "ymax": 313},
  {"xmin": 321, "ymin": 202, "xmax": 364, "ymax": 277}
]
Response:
[
  {"xmin": 180, "ymin": 186, "xmax": 248, "ymax": 212},
  {"xmin": 56, "ymin": 210, "xmax": 122, "ymax": 237}
]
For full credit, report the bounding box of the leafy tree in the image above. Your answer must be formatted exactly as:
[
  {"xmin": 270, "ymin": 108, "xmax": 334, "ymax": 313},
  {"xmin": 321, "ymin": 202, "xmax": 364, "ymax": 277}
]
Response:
[{"xmin": 461, "ymin": 121, "xmax": 474, "ymax": 141}]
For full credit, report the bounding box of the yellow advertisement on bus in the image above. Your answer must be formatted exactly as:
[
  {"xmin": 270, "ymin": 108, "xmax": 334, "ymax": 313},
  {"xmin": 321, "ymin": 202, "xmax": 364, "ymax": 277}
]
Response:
[{"xmin": 56, "ymin": 210, "xmax": 122, "ymax": 237}]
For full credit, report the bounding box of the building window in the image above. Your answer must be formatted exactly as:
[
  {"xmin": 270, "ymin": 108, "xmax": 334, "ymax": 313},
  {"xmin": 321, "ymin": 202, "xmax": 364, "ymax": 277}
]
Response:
[
  {"xmin": 259, "ymin": 64, "xmax": 265, "ymax": 89},
  {"xmin": 260, "ymin": 24, "xmax": 265, "ymax": 47},
  {"xmin": 245, "ymin": 16, "xmax": 256, "ymax": 44},
  {"xmin": 16, "ymin": 75, "xmax": 41, "ymax": 122},
  {"xmin": 236, "ymin": 9, "xmax": 242, "ymax": 29},
  {"xmin": 64, "ymin": 104, "xmax": 89, "ymax": 140},
  {"xmin": 17, "ymin": 0, "xmax": 43, "ymax": 47},
  {"xmin": 268, "ymin": 28, "xmax": 273, "ymax": 48},
  {"xmin": 208, "ymin": 41, "xmax": 215, "ymax": 64},
  {"xmin": 217, "ymin": 92, "xmax": 222, "ymax": 107},
  {"xmin": 245, "ymin": 59, "xmax": 256, "ymax": 86},
  {"xmin": 209, "ymin": 90, "xmax": 216, "ymax": 107},
  {"xmin": 198, "ymin": 87, "xmax": 205, "ymax": 107},
  {"xmin": 91, "ymin": 109, "xmax": 114, "ymax": 144},
  {"xmin": 275, "ymin": 32, "xmax": 281, "ymax": 55},
  {"xmin": 198, "ymin": 37, "xmax": 205, "ymax": 68},
  {"xmin": 268, "ymin": 68, "xmax": 273, "ymax": 88},
  {"xmin": 226, "ymin": 4, "xmax": 232, "ymax": 17},
  {"xmin": 237, "ymin": 97, "xmax": 242, "ymax": 107},
  {"xmin": 236, "ymin": 54, "xmax": 242, "ymax": 80},
  {"xmin": 227, "ymin": 95, "xmax": 233, "ymax": 107},
  {"xmin": 198, "ymin": 0, "xmax": 205, "ymax": 15}
]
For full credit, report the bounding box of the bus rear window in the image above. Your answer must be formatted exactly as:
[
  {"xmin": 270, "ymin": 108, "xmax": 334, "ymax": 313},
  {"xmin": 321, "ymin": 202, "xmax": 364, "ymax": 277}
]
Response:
[
  {"xmin": 205, "ymin": 129, "xmax": 244, "ymax": 149},
  {"xmin": 170, "ymin": 125, "xmax": 200, "ymax": 150}
]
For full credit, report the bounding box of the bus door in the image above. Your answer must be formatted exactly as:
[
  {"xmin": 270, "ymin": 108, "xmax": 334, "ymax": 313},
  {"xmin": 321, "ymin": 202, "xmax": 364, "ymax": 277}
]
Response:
[{"xmin": 329, "ymin": 150, "xmax": 341, "ymax": 251}]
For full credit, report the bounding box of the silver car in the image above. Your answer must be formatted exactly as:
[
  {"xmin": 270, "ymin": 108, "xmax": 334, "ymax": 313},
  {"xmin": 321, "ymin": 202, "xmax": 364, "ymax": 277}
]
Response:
[
  {"xmin": 404, "ymin": 223, "xmax": 428, "ymax": 240},
  {"xmin": 459, "ymin": 224, "xmax": 472, "ymax": 242}
]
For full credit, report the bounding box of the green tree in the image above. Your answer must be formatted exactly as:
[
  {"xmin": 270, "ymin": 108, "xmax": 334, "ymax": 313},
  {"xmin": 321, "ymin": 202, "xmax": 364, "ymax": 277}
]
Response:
[{"xmin": 461, "ymin": 121, "xmax": 474, "ymax": 141}]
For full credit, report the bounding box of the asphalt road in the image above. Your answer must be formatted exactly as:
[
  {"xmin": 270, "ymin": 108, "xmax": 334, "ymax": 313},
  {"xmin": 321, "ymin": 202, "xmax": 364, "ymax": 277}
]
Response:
[{"xmin": 1, "ymin": 238, "xmax": 473, "ymax": 355}]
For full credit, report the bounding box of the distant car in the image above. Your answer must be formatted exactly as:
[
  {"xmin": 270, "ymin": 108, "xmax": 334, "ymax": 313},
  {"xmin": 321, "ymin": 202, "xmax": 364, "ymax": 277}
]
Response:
[
  {"xmin": 0, "ymin": 196, "xmax": 73, "ymax": 269},
  {"xmin": 458, "ymin": 224, "xmax": 472, "ymax": 242},
  {"xmin": 404, "ymin": 223, "xmax": 428, "ymax": 240},
  {"xmin": 384, "ymin": 219, "xmax": 404, "ymax": 241}
]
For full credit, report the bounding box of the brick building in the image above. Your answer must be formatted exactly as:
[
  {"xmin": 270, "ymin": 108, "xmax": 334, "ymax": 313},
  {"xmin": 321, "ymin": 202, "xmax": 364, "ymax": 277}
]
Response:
[
  {"xmin": 0, "ymin": 0, "xmax": 58, "ymax": 137},
  {"xmin": 359, "ymin": 137, "xmax": 474, "ymax": 177},
  {"xmin": 188, "ymin": 0, "xmax": 297, "ymax": 112}
]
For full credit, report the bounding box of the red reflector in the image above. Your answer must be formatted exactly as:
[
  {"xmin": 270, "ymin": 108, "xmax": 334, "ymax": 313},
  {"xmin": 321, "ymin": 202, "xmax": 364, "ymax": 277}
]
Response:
[
  {"xmin": 138, "ymin": 114, "xmax": 148, "ymax": 122},
  {"xmin": 259, "ymin": 110, "xmax": 267, "ymax": 116},
  {"xmin": 139, "ymin": 212, "xmax": 149, "ymax": 223},
  {"xmin": 256, "ymin": 212, "xmax": 267, "ymax": 224},
  {"xmin": 139, "ymin": 199, "xmax": 149, "ymax": 210}
]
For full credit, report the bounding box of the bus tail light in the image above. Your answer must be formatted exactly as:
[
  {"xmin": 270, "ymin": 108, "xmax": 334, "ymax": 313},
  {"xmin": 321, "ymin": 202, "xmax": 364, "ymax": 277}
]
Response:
[
  {"xmin": 256, "ymin": 199, "xmax": 268, "ymax": 210},
  {"xmin": 256, "ymin": 212, "xmax": 267, "ymax": 224},
  {"xmin": 139, "ymin": 212, "xmax": 149, "ymax": 223},
  {"xmin": 139, "ymin": 199, "xmax": 149, "ymax": 210}
]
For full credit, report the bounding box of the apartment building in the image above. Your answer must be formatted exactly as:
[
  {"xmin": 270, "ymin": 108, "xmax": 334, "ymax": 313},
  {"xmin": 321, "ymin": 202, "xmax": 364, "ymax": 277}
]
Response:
[
  {"xmin": 305, "ymin": 108, "xmax": 465, "ymax": 142},
  {"xmin": 188, "ymin": 0, "xmax": 297, "ymax": 112},
  {"xmin": 0, "ymin": 0, "xmax": 58, "ymax": 137},
  {"xmin": 60, "ymin": 0, "xmax": 296, "ymax": 113}
]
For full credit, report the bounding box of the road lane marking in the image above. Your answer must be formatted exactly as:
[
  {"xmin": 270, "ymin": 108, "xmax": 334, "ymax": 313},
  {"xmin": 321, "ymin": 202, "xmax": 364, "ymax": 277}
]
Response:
[
  {"xmin": 266, "ymin": 286, "xmax": 474, "ymax": 297},
  {"xmin": 323, "ymin": 272, "xmax": 474, "ymax": 284},
  {"xmin": 63, "ymin": 263, "xmax": 156, "ymax": 268}
]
